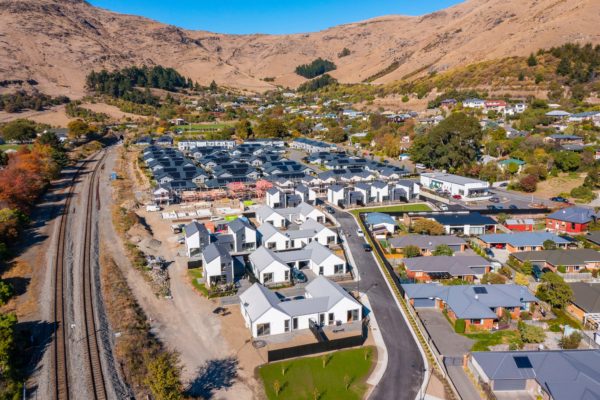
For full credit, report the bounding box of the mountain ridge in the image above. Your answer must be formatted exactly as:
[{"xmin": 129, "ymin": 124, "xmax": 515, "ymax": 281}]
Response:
[{"xmin": 0, "ymin": 0, "xmax": 599, "ymax": 97}]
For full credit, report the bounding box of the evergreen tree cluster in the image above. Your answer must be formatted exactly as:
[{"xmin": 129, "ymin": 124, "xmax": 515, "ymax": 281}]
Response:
[
  {"xmin": 0, "ymin": 90, "xmax": 69, "ymax": 113},
  {"xmin": 297, "ymin": 74, "xmax": 338, "ymax": 92},
  {"xmin": 86, "ymin": 65, "xmax": 194, "ymax": 105},
  {"xmin": 547, "ymin": 43, "xmax": 600, "ymax": 84},
  {"xmin": 295, "ymin": 58, "xmax": 337, "ymax": 79}
]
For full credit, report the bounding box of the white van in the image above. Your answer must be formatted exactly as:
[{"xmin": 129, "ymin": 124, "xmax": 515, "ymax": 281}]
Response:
[{"xmin": 146, "ymin": 204, "xmax": 161, "ymax": 212}]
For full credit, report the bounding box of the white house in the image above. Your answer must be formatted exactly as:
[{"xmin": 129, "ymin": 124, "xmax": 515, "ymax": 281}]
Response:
[
  {"xmin": 327, "ymin": 185, "xmax": 346, "ymax": 206},
  {"xmin": 227, "ymin": 218, "xmax": 257, "ymax": 252},
  {"xmin": 184, "ymin": 221, "xmax": 210, "ymax": 258},
  {"xmin": 420, "ymin": 172, "xmax": 491, "ymax": 200},
  {"xmin": 178, "ymin": 140, "xmax": 236, "ymax": 151},
  {"xmin": 239, "ymin": 277, "xmax": 363, "ymax": 338},
  {"xmin": 249, "ymin": 246, "xmax": 291, "ymax": 285},
  {"xmin": 258, "ymin": 219, "xmax": 338, "ymax": 251},
  {"xmin": 294, "ymin": 184, "xmax": 317, "ymax": 204},
  {"xmin": 256, "ymin": 205, "xmax": 288, "ymax": 228},
  {"xmin": 256, "ymin": 203, "xmax": 326, "ymax": 228},
  {"xmin": 249, "ymin": 242, "xmax": 346, "ymax": 285},
  {"xmin": 463, "ymin": 98, "xmax": 486, "ymax": 109},
  {"xmin": 265, "ymin": 188, "xmax": 287, "ymax": 208},
  {"xmin": 201, "ymin": 243, "xmax": 233, "ymax": 287}
]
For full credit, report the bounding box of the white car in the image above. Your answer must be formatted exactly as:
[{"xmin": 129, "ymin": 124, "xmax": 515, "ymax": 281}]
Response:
[
  {"xmin": 357, "ymin": 229, "xmax": 364, "ymax": 238},
  {"xmin": 439, "ymin": 204, "xmax": 449, "ymax": 211},
  {"xmin": 146, "ymin": 204, "xmax": 161, "ymax": 212}
]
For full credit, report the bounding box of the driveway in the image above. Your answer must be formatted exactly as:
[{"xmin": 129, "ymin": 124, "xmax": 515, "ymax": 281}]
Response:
[
  {"xmin": 335, "ymin": 210, "xmax": 424, "ymax": 400},
  {"xmin": 416, "ymin": 309, "xmax": 473, "ymax": 357}
]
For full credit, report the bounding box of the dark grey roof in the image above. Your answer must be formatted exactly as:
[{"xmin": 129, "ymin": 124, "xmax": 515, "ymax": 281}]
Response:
[
  {"xmin": 513, "ymin": 249, "xmax": 600, "ymax": 266},
  {"xmin": 202, "ymin": 243, "xmax": 231, "ymax": 263},
  {"xmin": 472, "ymin": 350, "xmax": 600, "ymax": 400},
  {"xmin": 185, "ymin": 221, "xmax": 208, "ymax": 238},
  {"xmin": 402, "ymin": 255, "xmax": 488, "ymax": 277},
  {"xmin": 569, "ymin": 283, "xmax": 600, "ymax": 313},
  {"xmin": 389, "ymin": 235, "xmax": 466, "ymax": 250}
]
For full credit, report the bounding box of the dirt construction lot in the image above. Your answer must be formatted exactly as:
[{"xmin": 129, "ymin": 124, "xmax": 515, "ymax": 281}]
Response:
[{"xmin": 101, "ymin": 147, "xmax": 264, "ymax": 399}]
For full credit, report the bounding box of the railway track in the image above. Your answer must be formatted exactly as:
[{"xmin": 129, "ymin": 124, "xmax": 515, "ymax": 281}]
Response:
[{"xmin": 53, "ymin": 150, "xmax": 108, "ymax": 400}]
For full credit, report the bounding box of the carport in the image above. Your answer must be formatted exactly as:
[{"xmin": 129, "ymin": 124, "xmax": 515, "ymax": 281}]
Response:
[{"xmin": 413, "ymin": 298, "xmax": 436, "ymax": 308}]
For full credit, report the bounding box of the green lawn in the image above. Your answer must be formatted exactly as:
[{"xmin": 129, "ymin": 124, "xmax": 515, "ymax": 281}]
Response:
[
  {"xmin": 466, "ymin": 330, "xmax": 521, "ymax": 352},
  {"xmin": 259, "ymin": 347, "xmax": 375, "ymax": 400},
  {"xmin": 350, "ymin": 203, "xmax": 431, "ymax": 216},
  {"xmin": 188, "ymin": 268, "xmax": 207, "ymax": 295},
  {"xmin": 0, "ymin": 144, "xmax": 26, "ymax": 151}
]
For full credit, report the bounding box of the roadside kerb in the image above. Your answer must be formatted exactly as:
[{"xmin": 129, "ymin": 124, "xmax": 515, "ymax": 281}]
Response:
[
  {"xmin": 351, "ymin": 213, "xmax": 435, "ymax": 400},
  {"xmin": 362, "ymin": 294, "xmax": 389, "ymax": 398}
]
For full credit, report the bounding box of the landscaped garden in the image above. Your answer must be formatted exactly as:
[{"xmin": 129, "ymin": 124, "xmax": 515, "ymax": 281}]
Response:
[{"xmin": 259, "ymin": 347, "xmax": 375, "ymax": 400}]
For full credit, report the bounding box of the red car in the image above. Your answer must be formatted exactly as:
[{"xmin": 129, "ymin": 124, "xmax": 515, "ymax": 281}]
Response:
[{"xmin": 452, "ymin": 194, "xmax": 462, "ymax": 200}]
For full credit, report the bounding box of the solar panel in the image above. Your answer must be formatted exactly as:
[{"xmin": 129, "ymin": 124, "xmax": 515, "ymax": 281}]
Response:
[
  {"xmin": 473, "ymin": 287, "xmax": 488, "ymax": 294},
  {"xmin": 514, "ymin": 356, "xmax": 533, "ymax": 369}
]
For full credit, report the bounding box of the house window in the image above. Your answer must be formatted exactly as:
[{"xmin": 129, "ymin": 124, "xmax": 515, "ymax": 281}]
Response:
[
  {"xmin": 327, "ymin": 236, "xmax": 335, "ymax": 244},
  {"xmin": 347, "ymin": 309, "xmax": 359, "ymax": 322},
  {"xmin": 284, "ymin": 270, "xmax": 290, "ymax": 281},
  {"xmin": 571, "ymin": 223, "xmax": 576, "ymax": 230},
  {"xmin": 471, "ymin": 319, "xmax": 482, "ymax": 325},
  {"xmin": 319, "ymin": 266, "xmax": 324, "ymax": 275},
  {"xmin": 334, "ymin": 264, "xmax": 345, "ymax": 274},
  {"xmin": 256, "ymin": 323, "xmax": 270, "ymax": 336},
  {"xmin": 319, "ymin": 314, "xmax": 325, "ymax": 326},
  {"xmin": 263, "ymin": 273, "xmax": 274, "ymax": 284},
  {"xmin": 292, "ymin": 317, "xmax": 298, "ymax": 330},
  {"xmin": 267, "ymin": 242, "xmax": 276, "ymax": 249},
  {"xmin": 284, "ymin": 320, "xmax": 290, "ymax": 333},
  {"xmin": 328, "ymin": 313, "xmax": 335, "ymax": 325}
]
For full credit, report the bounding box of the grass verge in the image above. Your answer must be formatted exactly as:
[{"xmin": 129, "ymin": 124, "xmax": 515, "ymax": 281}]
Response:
[
  {"xmin": 349, "ymin": 203, "xmax": 431, "ymax": 215},
  {"xmin": 259, "ymin": 347, "xmax": 375, "ymax": 400}
]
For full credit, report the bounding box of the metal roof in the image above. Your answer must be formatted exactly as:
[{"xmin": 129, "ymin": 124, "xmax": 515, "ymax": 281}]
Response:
[
  {"xmin": 569, "ymin": 283, "xmax": 600, "ymax": 313},
  {"xmin": 389, "ymin": 234, "xmax": 466, "ymax": 250},
  {"xmin": 547, "ymin": 206, "xmax": 599, "ymax": 224},
  {"xmin": 513, "ymin": 249, "xmax": 600, "ymax": 266},
  {"xmin": 478, "ymin": 232, "xmax": 572, "ymax": 247},
  {"xmin": 472, "ymin": 350, "xmax": 600, "ymax": 400}
]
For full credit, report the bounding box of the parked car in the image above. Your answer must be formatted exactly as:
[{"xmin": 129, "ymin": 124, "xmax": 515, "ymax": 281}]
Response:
[
  {"xmin": 146, "ymin": 204, "xmax": 161, "ymax": 212},
  {"xmin": 550, "ymin": 196, "xmax": 569, "ymax": 203},
  {"xmin": 292, "ymin": 268, "xmax": 307, "ymax": 283},
  {"xmin": 452, "ymin": 194, "xmax": 462, "ymax": 200},
  {"xmin": 484, "ymin": 248, "xmax": 495, "ymax": 257},
  {"xmin": 439, "ymin": 204, "xmax": 449, "ymax": 211},
  {"xmin": 357, "ymin": 229, "xmax": 364, "ymax": 237},
  {"xmin": 325, "ymin": 206, "xmax": 335, "ymax": 214},
  {"xmin": 487, "ymin": 205, "xmax": 497, "ymax": 210},
  {"xmin": 509, "ymin": 204, "xmax": 518, "ymax": 210},
  {"xmin": 363, "ymin": 243, "xmax": 372, "ymax": 252},
  {"xmin": 489, "ymin": 197, "xmax": 500, "ymax": 203},
  {"xmin": 496, "ymin": 205, "xmax": 504, "ymax": 210}
]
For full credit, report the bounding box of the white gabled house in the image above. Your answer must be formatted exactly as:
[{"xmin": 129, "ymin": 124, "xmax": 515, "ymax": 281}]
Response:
[
  {"xmin": 249, "ymin": 242, "xmax": 347, "ymax": 286},
  {"xmin": 239, "ymin": 276, "xmax": 363, "ymax": 337},
  {"xmin": 249, "ymin": 246, "xmax": 291, "ymax": 285},
  {"xmin": 184, "ymin": 221, "xmax": 211, "ymax": 258},
  {"xmin": 265, "ymin": 188, "xmax": 287, "ymax": 208},
  {"xmin": 201, "ymin": 243, "xmax": 233, "ymax": 287},
  {"xmin": 227, "ymin": 218, "xmax": 257, "ymax": 252},
  {"xmin": 294, "ymin": 184, "xmax": 317, "ymax": 204},
  {"xmin": 258, "ymin": 219, "xmax": 338, "ymax": 251},
  {"xmin": 256, "ymin": 202, "xmax": 326, "ymax": 228}
]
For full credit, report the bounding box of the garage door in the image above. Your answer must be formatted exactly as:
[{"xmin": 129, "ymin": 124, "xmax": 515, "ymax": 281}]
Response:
[
  {"xmin": 413, "ymin": 298, "xmax": 436, "ymax": 308},
  {"xmin": 493, "ymin": 379, "xmax": 526, "ymax": 391},
  {"xmin": 449, "ymin": 245, "xmax": 462, "ymax": 252}
]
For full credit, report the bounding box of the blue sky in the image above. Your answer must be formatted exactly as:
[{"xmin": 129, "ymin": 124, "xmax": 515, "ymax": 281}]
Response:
[{"xmin": 89, "ymin": 0, "xmax": 462, "ymax": 34}]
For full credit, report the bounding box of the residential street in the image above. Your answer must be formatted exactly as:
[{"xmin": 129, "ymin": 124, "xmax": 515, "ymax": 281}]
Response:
[{"xmin": 334, "ymin": 210, "xmax": 424, "ymax": 400}]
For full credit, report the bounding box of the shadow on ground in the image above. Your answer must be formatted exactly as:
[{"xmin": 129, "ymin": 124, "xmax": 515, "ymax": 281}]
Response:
[{"xmin": 185, "ymin": 357, "xmax": 239, "ymax": 399}]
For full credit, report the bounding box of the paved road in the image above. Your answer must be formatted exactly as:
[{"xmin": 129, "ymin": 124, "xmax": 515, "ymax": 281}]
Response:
[{"xmin": 335, "ymin": 210, "xmax": 424, "ymax": 400}]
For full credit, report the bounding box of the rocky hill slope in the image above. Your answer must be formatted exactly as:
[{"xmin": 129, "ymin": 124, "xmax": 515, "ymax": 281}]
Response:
[{"xmin": 0, "ymin": 0, "xmax": 598, "ymax": 96}]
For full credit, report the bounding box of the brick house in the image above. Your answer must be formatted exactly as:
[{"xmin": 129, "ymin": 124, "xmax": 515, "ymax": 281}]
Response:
[
  {"xmin": 402, "ymin": 283, "xmax": 538, "ymax": 331},
  {"xmin": 546, "ymin": 206, "xmax": 599, "ymax": 233}
]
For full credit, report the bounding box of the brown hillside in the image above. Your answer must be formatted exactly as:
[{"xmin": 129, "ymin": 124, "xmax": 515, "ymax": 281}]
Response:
[{"xmin": 0, "ymin": 0, "xmax": 599, "ymax": 97}]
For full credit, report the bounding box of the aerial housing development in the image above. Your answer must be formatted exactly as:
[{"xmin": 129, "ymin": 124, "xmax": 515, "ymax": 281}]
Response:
[{"xmin": 2, "ymin": 1, "xmax": 600, "ymax": 399}]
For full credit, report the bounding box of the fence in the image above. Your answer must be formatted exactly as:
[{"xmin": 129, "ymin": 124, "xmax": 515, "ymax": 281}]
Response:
[
  {"xmin": 559, "ymin": 272, "xmax": 600, "ymax": 282},
  {"xmin": 267, "ymin": 331, "xmax": 366, "ymax": 362}
]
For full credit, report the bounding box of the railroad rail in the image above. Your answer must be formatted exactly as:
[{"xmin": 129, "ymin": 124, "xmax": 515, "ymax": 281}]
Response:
[{"xmin": 53, "ymin": 150, "xmax": 108, "ymax": 399}]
